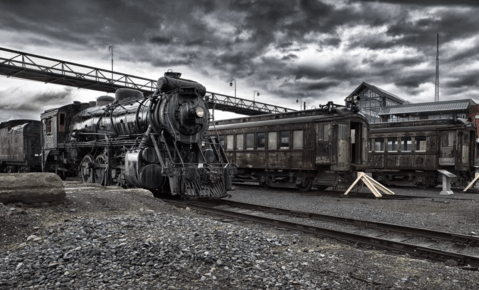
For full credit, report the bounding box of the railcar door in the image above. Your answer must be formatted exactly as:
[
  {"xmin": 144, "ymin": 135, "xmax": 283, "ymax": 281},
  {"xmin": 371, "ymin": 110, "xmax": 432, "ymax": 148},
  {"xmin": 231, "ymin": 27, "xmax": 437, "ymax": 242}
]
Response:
[
  {"xmin": 350, "ymin": 121, "xmax": 366, "ymax": 165},
  {"xmin": 439, "ymin": 130, "xmax": 455, "ymax": 166},
  {"xmin": 331, "ymin": 122, "xmax": 350, "ymax": 171},
  {"xmin": 315, "ymin": 122, "xmax": 331, "ymax": 165}
]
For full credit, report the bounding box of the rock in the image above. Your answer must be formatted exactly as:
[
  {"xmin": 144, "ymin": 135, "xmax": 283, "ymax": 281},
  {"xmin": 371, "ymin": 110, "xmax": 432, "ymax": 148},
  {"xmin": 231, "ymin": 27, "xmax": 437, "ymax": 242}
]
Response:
[{"xmin": 0, "ymin": 173, "xmax": 65, "ymax": 204}]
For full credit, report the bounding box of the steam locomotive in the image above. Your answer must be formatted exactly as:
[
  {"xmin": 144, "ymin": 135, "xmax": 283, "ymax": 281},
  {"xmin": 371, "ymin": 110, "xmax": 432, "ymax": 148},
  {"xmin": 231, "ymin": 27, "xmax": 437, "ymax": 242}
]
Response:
[{"xmin": 40, "ymin": 71, "xmax": 234, "ymax": 198}]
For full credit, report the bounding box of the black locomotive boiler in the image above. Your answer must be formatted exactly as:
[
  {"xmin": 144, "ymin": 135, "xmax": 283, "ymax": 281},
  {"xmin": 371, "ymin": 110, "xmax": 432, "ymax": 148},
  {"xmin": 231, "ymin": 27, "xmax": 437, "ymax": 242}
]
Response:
[
  {"xmin": 41, "ymin": 71, "xmax": 234, "ymax": 198},
  {"xmin": 209, "ymin": 100, "xmax": 369, "ymax": 191},
  {"xmin": 368, "ymin": 118, "xmax": 477, "ymax": 188},
  {"xmin": 0, "ymin": 119, "xmax": 42, "ymax": 173}
]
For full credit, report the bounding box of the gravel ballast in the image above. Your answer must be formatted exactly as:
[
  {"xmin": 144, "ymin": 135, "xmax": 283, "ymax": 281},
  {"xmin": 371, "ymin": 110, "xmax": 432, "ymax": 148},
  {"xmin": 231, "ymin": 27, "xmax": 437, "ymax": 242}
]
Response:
[{"xmin": 1, "ymin": 181, "xmax": 479, "ymax": 289}]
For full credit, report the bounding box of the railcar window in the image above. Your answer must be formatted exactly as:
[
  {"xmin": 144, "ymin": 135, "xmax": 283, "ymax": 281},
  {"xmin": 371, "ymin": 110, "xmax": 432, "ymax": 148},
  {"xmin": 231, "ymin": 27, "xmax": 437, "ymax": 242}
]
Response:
[
  {"xmin": 338, "ymin": 124, "xmax": 347, "ymax": 139},
  {"xmin": 236, "ymin": 134, "xmax": 244, "ymax": 150},
  {"xmin": 280, "ymin": 131, "xmax": 290, "ymax": 149},
  {"xmin": 374, "ymin": 138, "xmax": 384, "ymax": 152},
  {"xmin": 45, "ymin": 118, "xmax": 52, "ymax": 134},
  {"xmin": 293, "ymin": 130, "xmax": 303, "ymax": 149},
  {"xmin": 401, "ymin": 137, "xmax": 412, "ymax": 152},
  {"xmin": 226, "ymin": 135, "xmax": 234, "ymax": 150},
  {"xmin": 442, "ymin": 132, "xmax": 455, "ymax": 147},
  {"xmin": 219, "ymin": 136, "xmax": 225, "ymax": 147},
  {"xmin": 268, "ymin": 132, "xmax": 277, "ymax": 149},
  {"xmin": 464, "ymin": 133, "xmax": 469, "ymax": 143},
  {"xmin": 415, "ymin": 136, "xmax": 427, "ymax": 152},
  {"xmin": 387, "ymin": 137, "xmax": 398, "ymax": 152},
  {"xmin": 318, "ymin": 123, "xmax": 331, "ymax": 141},
  {"xmin": 246, "ymin": 133, "xmax": 254, "ymax": 150},
  {"xmin": 257, "ymin": 133, "xmax": 265, "ymax": 149},
  {"xmin": 369, "ymin": 139, "xmax": 373, "ymax": 152}
]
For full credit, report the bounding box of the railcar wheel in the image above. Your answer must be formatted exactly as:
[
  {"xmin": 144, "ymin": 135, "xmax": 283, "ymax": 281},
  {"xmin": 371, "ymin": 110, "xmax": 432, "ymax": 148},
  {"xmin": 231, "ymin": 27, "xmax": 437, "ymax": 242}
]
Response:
[
  {"xmin": 94, "ymin": 155, "xmax": 108, "ymax": 186},
  {"xmin": 298, "ymin": 178, "xmax": 313, "ymax": 192},
  {"xmin": 418, "ymin": 176, "xmax": 430, "ymax": 189},
  {"xmin": 80, "ymin": 155, "xmax": 94, "ymax": 183}
]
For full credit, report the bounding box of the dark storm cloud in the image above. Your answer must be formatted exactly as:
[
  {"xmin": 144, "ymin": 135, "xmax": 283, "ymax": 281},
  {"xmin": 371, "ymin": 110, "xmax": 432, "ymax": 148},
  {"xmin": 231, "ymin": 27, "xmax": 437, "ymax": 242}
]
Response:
[
  {"xmin": 0, "ymin": 0, "xmax": 478, "ymax": 104},
  {"xmin": 358, "ymin": 0, "xmax": 479, "ymax": 6},
  {"xmin": 0, "ymin": 87, "xmax": 73, "ymax": 116}
]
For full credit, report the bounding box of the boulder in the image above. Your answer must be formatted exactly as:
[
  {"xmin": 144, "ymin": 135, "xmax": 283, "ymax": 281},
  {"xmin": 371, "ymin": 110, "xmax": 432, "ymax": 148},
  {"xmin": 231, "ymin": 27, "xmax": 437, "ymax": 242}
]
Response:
[{"xmin": 0, "ymin": 173, "xmax": 65, "ymax": 204}]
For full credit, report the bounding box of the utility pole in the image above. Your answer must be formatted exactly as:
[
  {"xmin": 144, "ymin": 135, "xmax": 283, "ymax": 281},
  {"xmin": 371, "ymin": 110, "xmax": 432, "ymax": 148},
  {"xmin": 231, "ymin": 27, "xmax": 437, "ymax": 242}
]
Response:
[
  {"xmin": 435, "ymin": 34, "xmax": 439, "ymax": 102},
  {"xmin": 109, "ymin": 46, "xmax": 114, "ymax": 82}
]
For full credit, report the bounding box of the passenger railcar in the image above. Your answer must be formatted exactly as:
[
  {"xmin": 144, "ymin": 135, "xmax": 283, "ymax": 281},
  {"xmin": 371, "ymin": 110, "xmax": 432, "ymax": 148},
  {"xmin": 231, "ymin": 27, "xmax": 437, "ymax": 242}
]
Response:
[
  {"xmin": 368, "ymin": 118, "xmax": 477, "ymax": 188},
  {"xmin": 40, "ymin": 71, "xmax": 234, "ymax": 198},
  {"xmin": 0, "ymin": 119, "xmax": 41, "ymax": 173},
  {"xmin": 210, "ymin": 101, "xmax": 369, "ymax": 191}
]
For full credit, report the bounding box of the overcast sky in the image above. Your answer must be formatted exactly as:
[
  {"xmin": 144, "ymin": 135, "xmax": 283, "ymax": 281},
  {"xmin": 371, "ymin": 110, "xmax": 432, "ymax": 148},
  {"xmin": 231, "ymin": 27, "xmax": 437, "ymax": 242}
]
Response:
[{"xmin": 1, "ymin": 0, "xmax": 478, "ymax": 120}]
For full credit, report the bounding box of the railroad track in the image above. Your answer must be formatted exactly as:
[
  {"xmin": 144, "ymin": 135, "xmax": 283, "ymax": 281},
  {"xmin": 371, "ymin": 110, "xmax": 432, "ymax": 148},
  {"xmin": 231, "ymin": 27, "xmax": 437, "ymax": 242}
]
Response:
[
  {"xmin": 233, "ymin": 182, "xmax": 475, "ymax": 201},
  {"xmin": 166, "ymin": 199, "xmax": 479, "ymax": 269}
]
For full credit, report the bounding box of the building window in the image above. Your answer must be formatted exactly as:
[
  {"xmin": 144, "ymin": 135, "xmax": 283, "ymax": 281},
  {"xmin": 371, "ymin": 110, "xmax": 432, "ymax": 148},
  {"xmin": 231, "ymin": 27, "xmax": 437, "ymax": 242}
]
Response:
[
  {"xmin": 415, "ymin": 136, "xmax": 427, "ymax": 152},
  {"xmin": 226, "ymin": 135, "xmax": 234, "ymax": 151},
  {"xmin": 280, "ymin": 131, "xmax": 290, "ymax": 149},
  {"xmin": 219, "ymin": 136, "xmax": 225, "ymax": 147},
  {"xmin": 374, "ymin": 138, "xmax": 385, "ymax": 152},
  {"xmin": 401, "ymin": 137, "xmax": 412, "ymax": 152},
  {"xmin": 293, "ymin": 130, "xmax": 303, "ymax": 149},
  {"xmin": 236, "ymin": 134, "xmax": 244, "ymax": 150},
  {"xmin": 256, "ymin": 133, "xmax": 265, "ymax": 149},
  {"xmin": 268, "ymin": 132, "xmax": 277, "ymax": 149},
  {"xmin": 246, "ymin": 133, "xmax": 254, "ymax": 150}
]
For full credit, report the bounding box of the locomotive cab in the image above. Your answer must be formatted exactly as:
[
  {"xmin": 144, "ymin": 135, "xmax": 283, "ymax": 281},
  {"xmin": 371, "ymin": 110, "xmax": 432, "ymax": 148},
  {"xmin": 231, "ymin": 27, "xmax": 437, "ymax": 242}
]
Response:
[{"xmin": 40, "ymin": 101, "xmax": 90, "ymax": 177}]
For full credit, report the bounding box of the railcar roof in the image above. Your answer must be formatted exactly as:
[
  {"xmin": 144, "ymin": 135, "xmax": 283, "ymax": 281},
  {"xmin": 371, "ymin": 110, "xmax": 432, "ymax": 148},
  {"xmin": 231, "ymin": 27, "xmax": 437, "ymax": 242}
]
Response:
[
  {"xmin": 213, "ymin": 106, "xmax": 363, "ymax": 126},
  {"xmin": 370, "ymin": 118, "xmax": 475, "ymax": 133},
  {"xmin": 213, "ymin": 107, "xmax": 367, "ymax": 130},
  {"xmin": 0, "ymin": 119, "xmax": 41, "ymax": 128}
]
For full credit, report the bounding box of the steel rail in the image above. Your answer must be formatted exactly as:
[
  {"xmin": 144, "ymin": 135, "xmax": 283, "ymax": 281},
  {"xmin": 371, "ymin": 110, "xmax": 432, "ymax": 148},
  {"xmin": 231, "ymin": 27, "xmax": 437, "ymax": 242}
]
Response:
[
  {"xmin": 206, "ymin": 199, "xmax": 479, "ymax": 247},
  {"xmin": 166, "ymin": 200, "xmax": 479, "ymax": 267}
]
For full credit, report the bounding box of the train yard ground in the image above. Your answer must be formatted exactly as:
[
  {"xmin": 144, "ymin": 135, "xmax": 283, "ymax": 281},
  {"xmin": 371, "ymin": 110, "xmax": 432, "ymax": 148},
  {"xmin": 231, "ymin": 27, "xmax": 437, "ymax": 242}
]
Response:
[{"xmin": 1, "ymin": 180, "xmax": 479, "ymax": 289}]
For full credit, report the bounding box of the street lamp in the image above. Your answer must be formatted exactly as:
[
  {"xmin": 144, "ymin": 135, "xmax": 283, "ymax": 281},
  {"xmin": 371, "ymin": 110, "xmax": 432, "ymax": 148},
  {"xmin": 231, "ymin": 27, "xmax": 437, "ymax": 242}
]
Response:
[
  {"xmin": 253, "ymin": 90, "xmax": 260, "ymax": 102},
  {"xmin": 229, "ymin": 79, "xmax": 236, "ymax": 103}
]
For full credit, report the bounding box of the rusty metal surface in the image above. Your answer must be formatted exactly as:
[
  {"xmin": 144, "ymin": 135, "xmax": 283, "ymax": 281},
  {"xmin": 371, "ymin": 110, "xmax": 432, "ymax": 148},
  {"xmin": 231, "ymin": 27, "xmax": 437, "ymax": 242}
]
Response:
[
  {"xmin": 369, "ymin": 118, "xmax": 477, "ymax": 187},
  {"xmin": 210, "ymin": 105, "xmax": 369, "ymax": 189},
  {"xmin": 0, "ymin": 120, "xmax": 41, "ymax": 172}
]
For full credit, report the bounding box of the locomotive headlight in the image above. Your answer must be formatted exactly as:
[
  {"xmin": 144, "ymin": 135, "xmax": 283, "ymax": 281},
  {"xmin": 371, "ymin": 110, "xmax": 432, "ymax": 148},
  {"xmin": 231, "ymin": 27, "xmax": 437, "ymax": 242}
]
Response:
[{"xmin": 195, "ymin": 106, "xmax": 205, "ymax": 118}]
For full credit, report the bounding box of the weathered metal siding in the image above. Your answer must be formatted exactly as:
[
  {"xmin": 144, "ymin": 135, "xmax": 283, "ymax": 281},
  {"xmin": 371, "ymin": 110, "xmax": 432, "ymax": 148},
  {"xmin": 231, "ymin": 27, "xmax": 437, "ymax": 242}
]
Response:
[
  {"xmin": 369, "ymin": 128, "xmax": 440, "ymax": 170},
  {"xmin": 217, "ymin": 122, "xmax": 316, "ymax": 171},
  {"xmin": 0, "ymin": 125, "xmax": 26, "ymax": 162},
  {"xmin": 0, "ymin": 121, "xmax": 41, "ymax": 166}
]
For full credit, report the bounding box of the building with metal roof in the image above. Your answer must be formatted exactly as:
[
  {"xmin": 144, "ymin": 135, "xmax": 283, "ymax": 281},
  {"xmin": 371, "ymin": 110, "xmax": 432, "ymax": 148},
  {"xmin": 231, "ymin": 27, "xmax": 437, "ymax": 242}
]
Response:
[
  {"xmin": 378, "ymin": 99, "xmax": 476, "ymax": 122},
  {"xmin": 346, "ymin": 82, "xmax": 406, "ymax": 123}
]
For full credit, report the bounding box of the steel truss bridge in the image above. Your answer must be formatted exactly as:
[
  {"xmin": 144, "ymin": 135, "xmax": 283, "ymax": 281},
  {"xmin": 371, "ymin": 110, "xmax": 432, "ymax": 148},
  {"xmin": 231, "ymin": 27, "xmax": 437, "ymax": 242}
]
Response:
[{"xmin": 0, "ymin": 47, "xmax": 295, "ymax": 116}]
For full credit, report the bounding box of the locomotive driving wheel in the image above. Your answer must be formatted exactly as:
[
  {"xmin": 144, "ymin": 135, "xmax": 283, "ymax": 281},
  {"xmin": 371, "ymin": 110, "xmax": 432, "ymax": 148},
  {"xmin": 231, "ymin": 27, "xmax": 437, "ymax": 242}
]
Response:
[
  {"xmin": 94, "ymin": 155, "xmax": 108, "ymax": 186},
  {"xmin": 80, "ymin": 155, "xmax": 94, "ymax": 183}
]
